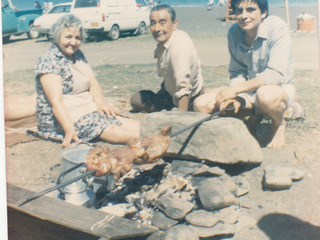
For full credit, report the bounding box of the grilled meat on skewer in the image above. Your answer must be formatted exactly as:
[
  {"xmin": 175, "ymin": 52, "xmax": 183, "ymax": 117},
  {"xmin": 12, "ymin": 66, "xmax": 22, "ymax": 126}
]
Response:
[
  {"xmin": 86, "ymin": 125, "xmax": 171, "ymax": 181},
  {"xmin": 131, "ymin": 125, "xmax": 171, "ymax": 164}
]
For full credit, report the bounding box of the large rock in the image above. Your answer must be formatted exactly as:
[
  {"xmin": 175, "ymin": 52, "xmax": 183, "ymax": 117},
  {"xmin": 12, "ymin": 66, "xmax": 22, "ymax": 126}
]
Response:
[
  {"xmin": 140, "ymin": 111, "xmax": 263, "ymax": 164},
  {"xmin": 197, "ymin": 177, "xmax": 237, "ymax": 211},
  {"xmin": 190, "ymin": 222, "xmax": 236, "ymax": 238},
  {"xmin": 163, "ymin": 225, "xmax": 199, "ymax": 240},
  {"xmin": 185, "ymin": 209, "xmax": 219, "ymax": 227},
  {"xmin": 263, "ymin": 165, "xmax": 305, "ymax": 190},
  {"xmin": 151, "ymin": 210, "xmax": 179, "ymax": 230},
  {"xmin": 155, "ymin": 192, "xmax": 194, "ymax": 220}
]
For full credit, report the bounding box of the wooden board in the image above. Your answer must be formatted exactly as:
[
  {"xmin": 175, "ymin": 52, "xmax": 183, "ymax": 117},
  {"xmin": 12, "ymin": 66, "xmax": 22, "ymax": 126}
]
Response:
[{"xmin": 7, "ymin": 184, "xmax": 158, "ymax": 240}]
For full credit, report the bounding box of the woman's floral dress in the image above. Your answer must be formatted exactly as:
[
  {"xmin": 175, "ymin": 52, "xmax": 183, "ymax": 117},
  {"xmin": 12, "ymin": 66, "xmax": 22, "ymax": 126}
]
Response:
[{"xmin": 30, "ymin": 44, "xmax": 121, "ymax": 142}]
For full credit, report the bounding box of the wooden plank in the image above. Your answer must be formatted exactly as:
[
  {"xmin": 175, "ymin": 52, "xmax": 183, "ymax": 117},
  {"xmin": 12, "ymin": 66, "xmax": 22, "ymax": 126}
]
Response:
[
  {"xmin": 8, "ymin": 207, "xmax": 100, "ymax": 240},
  {"xmin": 7, "ymin": 184, "xmax": 158, "ymax": 240}
]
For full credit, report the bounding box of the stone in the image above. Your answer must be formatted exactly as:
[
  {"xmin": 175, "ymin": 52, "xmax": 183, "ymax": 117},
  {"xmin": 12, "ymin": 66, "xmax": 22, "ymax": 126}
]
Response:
[
  {"xmin": 146, "ymin": 231, "xmax": 165, "ymax": 240},
  {"xmin": 140, "ymin": 111, "xmax": 263, "ymax": 164},
  {"xmin": 197, "ymin": 178, "xmax": 237, "ymax": 210},
  {"xmin": 155, "ymin": 192, "xmax": 194, "ymax": 220},
  {"xmin": 163, "ymin": 224, "xmax": 199, "ymax": 240},
  {"xmin": 234, "ymin": 175, "xmax": 250, "ymax": 197},
  {"xmin": 151, "ymin": 210, "xmax": 179, "ymax": 230},
  {"xmin": 185, "ymin": 209, "xmax": 219, "ymax": 227},
  {"xmin": 235, "ymin": 215, "xmax": 258, "ymax": 232},
  {"xmin": 263, "ymin": 165, "xmax": 305, "ymax": 190},
  {"xmin": 214, "ymin": 205, "xmax": 240, "ymax": 224},
  {"xmin": 219, "ymin": 174, "xmax": 238, "ymax": 195},
  {"xmin": 192, "ymin": 165, "xmax": 225, "ymax": 176},
  {"xmin": 143, "ymin": 175, "xmax": 190, "ymax": 204},
  {"xmin": 190, "ymin": 222, "xmax": 236, "ymax": 238},
  {"xmin": 169, "ymin": 160, "xmax": 205, "ymax": 177}
]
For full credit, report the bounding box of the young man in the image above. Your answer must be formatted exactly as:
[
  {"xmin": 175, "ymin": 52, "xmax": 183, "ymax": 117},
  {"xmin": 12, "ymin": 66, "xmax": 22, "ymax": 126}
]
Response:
[
  {"xmin": 130, "ymin": 5, "xmax": 203, "ymax": 112},
  {"xmin": 194, "ymin": 0, "xmax": 295, "ymax": 148}
]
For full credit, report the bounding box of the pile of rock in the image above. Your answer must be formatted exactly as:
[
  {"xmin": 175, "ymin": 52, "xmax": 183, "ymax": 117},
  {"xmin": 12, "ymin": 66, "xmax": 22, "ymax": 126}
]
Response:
[
  {"xmin": 99, "ymin": 159, "xmax": 256, "ymax": 239},
  {"xmin": 97, "ymin": 111, "xmax": 305, "ymax": 239}
]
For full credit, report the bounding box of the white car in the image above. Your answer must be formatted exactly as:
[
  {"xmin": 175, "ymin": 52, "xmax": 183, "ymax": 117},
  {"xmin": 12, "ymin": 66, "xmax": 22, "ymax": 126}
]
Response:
[
  {"xmin": 71, "ymin": 0, "xmax": 151, "ymax": 40},
  {"xmin": 33, "ymin": 3, "xmax": 72, "ymax": 39},
  {"xmin": 34, "ymin": 0, "xmax": 150, "ymax": 41}
]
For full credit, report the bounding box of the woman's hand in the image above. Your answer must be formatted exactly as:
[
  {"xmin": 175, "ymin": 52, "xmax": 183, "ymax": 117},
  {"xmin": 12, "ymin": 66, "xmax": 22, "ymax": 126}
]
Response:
[
  {"xmin": 62, "ymin": 128, "xmax": 81, "ymax": 148},
  {"xmin": 97, "ymin": 104, "xmax": 120, "ymax": 118},
  {"xmin": 215, "ymin": 86, "xmax": 238, "ymax": 104}
]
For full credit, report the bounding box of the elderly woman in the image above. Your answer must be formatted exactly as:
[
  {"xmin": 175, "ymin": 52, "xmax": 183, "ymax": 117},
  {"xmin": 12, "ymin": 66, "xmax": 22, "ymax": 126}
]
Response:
[{"xmin": 34, "ymin": 14, "xmax": 139, "ymax": 147}]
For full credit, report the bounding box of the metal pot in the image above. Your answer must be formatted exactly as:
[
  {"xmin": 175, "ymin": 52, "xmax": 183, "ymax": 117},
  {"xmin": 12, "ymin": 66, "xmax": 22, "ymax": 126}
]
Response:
[{"xmin": 55, "ymin": 142, "xmax": 114, "ymax": 208}]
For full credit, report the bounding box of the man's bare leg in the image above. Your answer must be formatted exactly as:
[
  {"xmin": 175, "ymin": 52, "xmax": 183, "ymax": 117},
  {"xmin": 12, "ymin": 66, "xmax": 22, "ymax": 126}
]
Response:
[
  {"xmin": 267, "ymin": 118, "xmax": 286, "ymax": 148},
  {"xmin": 193, "ymin": 88, "xmax": 222, "ymax": 113},
  {"xmin": 255, "ymin": 85, "xmax": 288, "ymax": 149}
]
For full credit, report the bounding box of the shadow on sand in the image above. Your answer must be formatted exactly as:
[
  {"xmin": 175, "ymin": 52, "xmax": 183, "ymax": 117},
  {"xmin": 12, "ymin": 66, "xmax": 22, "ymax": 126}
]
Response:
[{"xmin": 258, "ymin": 213, "xmax": 320, "ymax": 240}]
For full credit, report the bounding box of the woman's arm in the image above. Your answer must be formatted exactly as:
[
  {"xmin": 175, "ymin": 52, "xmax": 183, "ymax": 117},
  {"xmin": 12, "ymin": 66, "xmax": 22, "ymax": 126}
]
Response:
[
  {"xmin": 40, "ymin": 74, "xmax": 81, "ymax": 147},
  {"xmin": 88, "ymin": 66, "xmax": 120, "ymax": 118}
]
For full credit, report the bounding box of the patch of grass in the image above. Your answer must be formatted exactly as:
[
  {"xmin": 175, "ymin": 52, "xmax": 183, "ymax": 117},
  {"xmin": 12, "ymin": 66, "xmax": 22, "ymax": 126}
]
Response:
[
  {"xmin": 93, "ymin": 64, "xmax": 230, "ymax": 97},
  {"xmin": 93, "ymin": 63, "xmax": 160, "ymax": 99},
  {"xmin": 4, "ymin": 64, "xmax": 319, "ymax": 138},
  {"xmin": 285, "ymin": 69, "xmax": 320, "ymax": 141}
]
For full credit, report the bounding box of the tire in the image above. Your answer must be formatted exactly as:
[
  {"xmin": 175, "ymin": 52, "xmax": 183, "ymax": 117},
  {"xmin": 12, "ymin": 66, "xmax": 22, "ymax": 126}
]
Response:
[
  {"xmin": 27, "ymin": 24, "xmax": 40, "ymax": 39},
  {"xmin": 108, "ymin": 25, "xmax": 120, "ymax": 41},
  {"xmin": 136, "ymin": 22, "xmax": 147, "ymax": 36},
  {"xmin": 2, "ymin": 35, "xmax": 10, "ymax": 43},
  {"xmin": 46, "ymin": 34, "xmax": 52, "ymax": 41}
]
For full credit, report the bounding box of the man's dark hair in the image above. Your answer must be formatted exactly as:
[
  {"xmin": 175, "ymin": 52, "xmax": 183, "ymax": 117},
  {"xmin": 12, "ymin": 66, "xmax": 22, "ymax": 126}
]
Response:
[
  {"xmin": 150, "ymin": 5, "xmax": 176, "ymax": 22},
  {"xmin": 231, "ymin": 0, "xmax": 268, "ymax": 16}
]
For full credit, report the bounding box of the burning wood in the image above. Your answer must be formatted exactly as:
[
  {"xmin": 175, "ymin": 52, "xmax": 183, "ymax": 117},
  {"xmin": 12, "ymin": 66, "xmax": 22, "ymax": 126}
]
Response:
[{"xmin": 86, "ymin": 125, "xmax": 171, "ymax": 181}]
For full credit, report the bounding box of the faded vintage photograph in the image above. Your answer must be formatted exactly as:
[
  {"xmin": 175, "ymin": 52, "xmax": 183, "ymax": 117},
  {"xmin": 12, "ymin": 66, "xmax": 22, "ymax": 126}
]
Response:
[{"xmin": 2, "ymin": 0, "xmax": 320, "ymax": 239}]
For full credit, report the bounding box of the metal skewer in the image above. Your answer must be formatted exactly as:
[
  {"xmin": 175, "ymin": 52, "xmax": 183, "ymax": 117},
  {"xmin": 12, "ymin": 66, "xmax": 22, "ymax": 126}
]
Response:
[
  {"xmin": 18, "ymin": 169, "xmax": 97, "ymax": 207},
  {"xmin": 18, "ymin": 107, "xmax": 236, "ymax": 206},
  {"xmin": 171, "ymin": 106, "xmax": 235, "ymax": 137}
]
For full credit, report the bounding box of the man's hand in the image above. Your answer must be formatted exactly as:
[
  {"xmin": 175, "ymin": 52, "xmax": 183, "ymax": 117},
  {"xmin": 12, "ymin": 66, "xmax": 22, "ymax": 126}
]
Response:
[
  {"xmin": 215, "ymin": 86, "xmax": 237, "ymax": 104},
  {"xmin": 219, "ymin": 99, "xmax": 241, "ymax": 113}
]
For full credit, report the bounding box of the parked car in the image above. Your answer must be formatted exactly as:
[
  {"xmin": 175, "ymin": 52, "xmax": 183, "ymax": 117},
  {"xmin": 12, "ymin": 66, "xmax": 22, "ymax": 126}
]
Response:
[
  {"xmin": 33, "ymin": 3, "xmax": 72, "ymax": 40},
  {"xmin": 71, "ymin": 0, "xmax": 151, "ymax": 40},
  {"xmin": 2, "ymin": 0, "xmax": 43, "ymax": 42}
]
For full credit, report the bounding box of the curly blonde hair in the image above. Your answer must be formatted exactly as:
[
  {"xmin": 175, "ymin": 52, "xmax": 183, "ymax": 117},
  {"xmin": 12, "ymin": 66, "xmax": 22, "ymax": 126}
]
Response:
[{"xmin": 50, "ymin": 14, "xmax": 86, "ymax": 44}]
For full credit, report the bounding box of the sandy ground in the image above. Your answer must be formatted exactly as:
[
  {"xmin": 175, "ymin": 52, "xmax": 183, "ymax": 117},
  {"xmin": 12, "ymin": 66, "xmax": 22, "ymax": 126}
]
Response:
[{"xmin": 3, "ymin": 5, "xmax": 320, "ymax": 240}]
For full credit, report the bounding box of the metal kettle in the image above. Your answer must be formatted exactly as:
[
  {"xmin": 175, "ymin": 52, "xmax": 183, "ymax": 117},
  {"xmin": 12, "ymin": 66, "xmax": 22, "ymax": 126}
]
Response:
[{"xmin": 54, "ymin": 142, "xmax": 114, "ymax": 208}]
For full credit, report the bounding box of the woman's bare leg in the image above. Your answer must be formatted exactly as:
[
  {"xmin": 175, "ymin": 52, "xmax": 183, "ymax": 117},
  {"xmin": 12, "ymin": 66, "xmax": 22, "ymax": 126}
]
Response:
[
  {"xmin": 99, "ymin": 116, "xmax": 140, "ymax": 144},
  {"xmin": 4, "ymin": 94, "xmax": 36, "ymax": 121}
]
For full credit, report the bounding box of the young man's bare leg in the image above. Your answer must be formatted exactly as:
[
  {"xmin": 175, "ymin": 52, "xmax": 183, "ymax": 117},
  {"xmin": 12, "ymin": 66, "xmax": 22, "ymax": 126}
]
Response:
[
  {"xmin": 267, "ymin": 117, "xmax": 286, "ymax": 148},
  {"xmin": 255, "ymin": 85, "xmax": 288, "ymax": 148}
]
